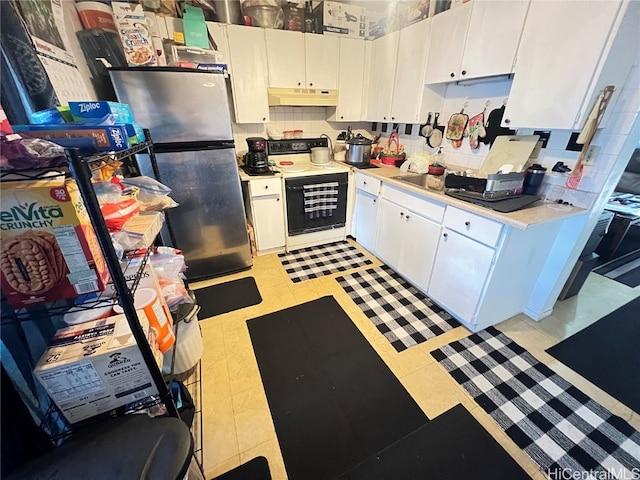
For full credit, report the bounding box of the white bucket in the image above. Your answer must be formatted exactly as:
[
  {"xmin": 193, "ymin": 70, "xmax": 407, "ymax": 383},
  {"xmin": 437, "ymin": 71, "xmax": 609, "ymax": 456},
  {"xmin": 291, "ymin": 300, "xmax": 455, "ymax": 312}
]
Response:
[{"xmin": 163, "ymin": 305, "xmax": 204, "ymax": 375}]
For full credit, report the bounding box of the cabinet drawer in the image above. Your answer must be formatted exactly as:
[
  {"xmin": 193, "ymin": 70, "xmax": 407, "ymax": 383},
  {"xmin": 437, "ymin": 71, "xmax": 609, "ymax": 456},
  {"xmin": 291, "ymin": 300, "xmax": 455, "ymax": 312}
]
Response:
[
  {"xmin": 355, "ymin": 174, "xmax": 381, "ymax": 196},
  {"xmin": 443, "ymin": 206, "xmax": 503, "ymax": 247},
  {"xmin": 249, "ymin": 178, "xmax": 282, "ymax": 197},
  {"xmin": 382, "ymin": 185, "xmax": 445, "ymax": 223}
]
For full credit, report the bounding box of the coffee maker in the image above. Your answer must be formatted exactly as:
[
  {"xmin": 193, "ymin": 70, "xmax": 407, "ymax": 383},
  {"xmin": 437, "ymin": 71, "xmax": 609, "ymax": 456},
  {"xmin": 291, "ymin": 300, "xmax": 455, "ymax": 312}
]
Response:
[{"xmin": 243, "ymin": 137, "xmax": 270, "ymax": 175}]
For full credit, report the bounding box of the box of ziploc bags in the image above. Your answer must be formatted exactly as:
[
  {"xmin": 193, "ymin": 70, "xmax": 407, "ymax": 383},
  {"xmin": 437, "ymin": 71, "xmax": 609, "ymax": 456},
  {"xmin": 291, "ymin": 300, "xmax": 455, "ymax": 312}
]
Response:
[
  {"xmin": 68, "ymin": 101, "xmax": 135, "ymax": 125},
  {"xmin": 13, "ymin": 124, "xmax": 131, "ymax": 151}
]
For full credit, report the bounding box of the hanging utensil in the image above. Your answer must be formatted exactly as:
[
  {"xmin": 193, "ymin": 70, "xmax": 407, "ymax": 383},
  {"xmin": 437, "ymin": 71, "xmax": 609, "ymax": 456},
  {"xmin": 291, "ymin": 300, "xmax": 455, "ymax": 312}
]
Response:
[
  {"xmin": 566, "ymin": 85, "xmax": 615, "ymax": 189},
  {"xmin": 420, "ymin": 112, "xmax": 433, "ymax": 138},
  {"xmin": 429, "ymin": 113, "xmax": 444, "ymax": 148},
  {"xmin": 446, "ymin": 105, "xmax": 469, "ymax": 142},
  {"xmin": 468, "ymin": 103, "xmax": 488, "ymax": 150}
]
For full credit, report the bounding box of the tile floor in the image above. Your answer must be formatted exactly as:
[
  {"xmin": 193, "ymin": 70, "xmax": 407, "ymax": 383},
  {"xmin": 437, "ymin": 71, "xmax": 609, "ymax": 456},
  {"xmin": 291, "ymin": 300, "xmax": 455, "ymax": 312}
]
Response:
[{"xmin": 191, "ymin": 239, "xmax": 640, "ymax": 479}]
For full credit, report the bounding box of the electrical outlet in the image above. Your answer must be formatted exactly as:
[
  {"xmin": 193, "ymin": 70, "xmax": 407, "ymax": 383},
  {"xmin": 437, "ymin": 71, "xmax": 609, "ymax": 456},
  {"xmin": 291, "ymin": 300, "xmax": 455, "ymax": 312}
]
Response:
[{"xmin": 583, "ymin": 145, "xmax": 600, "ymax": 165}]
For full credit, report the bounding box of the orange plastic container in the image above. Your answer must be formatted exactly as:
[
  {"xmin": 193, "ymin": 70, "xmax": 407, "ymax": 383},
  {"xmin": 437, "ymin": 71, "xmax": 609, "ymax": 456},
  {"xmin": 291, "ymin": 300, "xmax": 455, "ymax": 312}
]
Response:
[{"xmin": 114, "ymin": 288, "xmax": 175, "ymax": 353}]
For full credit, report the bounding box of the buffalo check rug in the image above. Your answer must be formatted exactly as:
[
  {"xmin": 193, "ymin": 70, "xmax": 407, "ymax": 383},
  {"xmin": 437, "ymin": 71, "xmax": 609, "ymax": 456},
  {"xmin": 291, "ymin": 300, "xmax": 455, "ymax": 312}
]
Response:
[
  {"xmin": 278, "ymin": 241, "xmax": 372, "ymax": 283},
  {"xmin": 336, "ymin": 265, "xmax": 459, "ymax": 352},
  {"xmin": 431, "ymin": 327, "xmax": 640, "ymax": 478}
]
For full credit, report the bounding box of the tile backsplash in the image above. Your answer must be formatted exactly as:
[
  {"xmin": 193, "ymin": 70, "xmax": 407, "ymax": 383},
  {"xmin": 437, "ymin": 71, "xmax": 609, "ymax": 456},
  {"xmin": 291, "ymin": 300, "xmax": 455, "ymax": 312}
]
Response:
[
  {"xmin": 233, "ymin": 62, "xmax": 639, "ymax": 211},
  {"xmin": 232, "ymin": 107, "xmax": 370, "ymax": 154}
]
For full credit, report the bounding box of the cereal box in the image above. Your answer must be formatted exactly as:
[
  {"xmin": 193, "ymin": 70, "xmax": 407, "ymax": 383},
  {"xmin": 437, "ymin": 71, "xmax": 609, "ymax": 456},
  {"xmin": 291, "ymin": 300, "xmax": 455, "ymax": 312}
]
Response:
[
  {"xmin": 34, "ymin": 312, "xmax": 160, "ymax": 423},
  {"xmin": 111, "ymin": 1, "xmax": 157, "ymax": 67},
  {"xmin": 0, "ymin": 177, "xmax": 110, "ymax": 309}
]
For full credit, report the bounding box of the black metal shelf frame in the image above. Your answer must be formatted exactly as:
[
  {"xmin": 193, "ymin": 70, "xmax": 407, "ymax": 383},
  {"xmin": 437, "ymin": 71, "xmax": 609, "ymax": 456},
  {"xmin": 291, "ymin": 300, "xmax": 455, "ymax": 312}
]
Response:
[{"xmin": 65, "ymin": 145, "xmax": 180, "ymax": 419}]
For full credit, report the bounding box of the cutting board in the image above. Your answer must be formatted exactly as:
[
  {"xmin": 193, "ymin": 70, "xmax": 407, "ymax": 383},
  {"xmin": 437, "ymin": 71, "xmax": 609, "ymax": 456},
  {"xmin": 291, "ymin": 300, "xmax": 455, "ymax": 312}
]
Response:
[{"xmin": 477, "ymin": 135, "xmax": 540, "ymax": 178}]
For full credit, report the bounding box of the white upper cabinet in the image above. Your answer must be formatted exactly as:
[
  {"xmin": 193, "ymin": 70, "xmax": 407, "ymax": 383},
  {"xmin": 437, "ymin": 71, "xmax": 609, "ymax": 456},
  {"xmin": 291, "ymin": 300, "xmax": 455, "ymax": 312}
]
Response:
[
  {"xmin": 365, "ymin": 30, "xmax": 400, "ymax": 122},
  {"xmin": 329, "ymin": 38, "xmax": 367, "ymax": 122},
  {"xmin": 390, "ymin": 19, "xmax": 432, "ymax": 124},
  {"xmin": 424, "ymin": 1, "xmax": 528, "ymax": 84},
  {"xmin": 460, "ymin": 0, "xmax": 529, "ymax": 80},
  {"xmin": 265, "ymin": 30, "xmax": 339, "ymax": 90},
  {"xmin": 304, "ymin": 33, "xmax": 339, "ymax": 89},
  {"xmin": 226, "ymin": 25, "xmax": 270, "ymax": 123},
  {"xmin": 503, "ymin": 0, "xmax": 627, "ymax": 129},
  {"xmin": 265, "ymin": 29, "xmax": 305, "ymax": 88},
  {"xmin": 424, "ymin": 3, "xmax": 472, "ymax": 84}
]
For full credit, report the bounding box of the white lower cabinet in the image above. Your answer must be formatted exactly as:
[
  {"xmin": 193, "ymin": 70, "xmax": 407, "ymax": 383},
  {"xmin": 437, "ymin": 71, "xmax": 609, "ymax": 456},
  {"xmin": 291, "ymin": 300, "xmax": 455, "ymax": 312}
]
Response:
[
  {"xmin": 428, "ymin": 228, "xmax": 495, "ymax": 324},
  {"xmin": 353, "ymin": 190, "xmax": 378, "ymax": 252},
  {"xmin": 375, "ymin": 198, "xmax": 441, "ymax": 293},
  {"xmin": 247, "ymin": 178, "xmax": 285, "ymax": 253}
]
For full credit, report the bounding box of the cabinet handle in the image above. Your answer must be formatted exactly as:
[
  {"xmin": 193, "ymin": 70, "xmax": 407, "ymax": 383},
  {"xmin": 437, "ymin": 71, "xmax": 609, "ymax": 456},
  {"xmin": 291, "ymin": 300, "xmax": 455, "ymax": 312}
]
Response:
[
  {"xmin": 340, "ymin": 116, "xmax": 344, "ymax": 119},
  {"xmin": 391, "ymin": 117, "xmax": 395, "ymax": 120},
  {"xmin": 262, "ymin": 117, "xmax": 266, "ymax": 121},
  {"xmin": 298, "ymin": 82, "xmax": 301, "ymax": 86},
  {"xmin": 504, "ymin": 118, "xmax": 511, "ymax": 124},
  {"xmin": 450, "ymin": 72, "xmax": 455, "ymax": 78},
  {"xmin": 309, "ymin": 82, "xmax": 313, "ymax": 87},
  {"xmin": 405, "ymin": 215, "xmax": 410, "ymax": 220},
  {"xmin": 443, "ymin": 233, "xmax": 448, "ymax": 238},
  {"xmin": 461, "ymin": 70, "xmax": 467, "ymax": 76},
  {"xmin": 400, "ymin": 212, "xmax": 404, "ymax": 217},
  {"xmin": 373, "ymin": 199, "xmax": 376, "ymax": 203},
  {"xmin": 277, "ymin": 198, "xmax": 280, "ymax": 202},
  {"xmin": 383, "ymin": 116, "xmax": 387, "ymax": 120},
  {"xmin": 265, "ymin": 185, "xmax": 269, "ymax": 189},
  {"xmin": 363, "ymin": 181, "xmax": 367, "ymax": 185},
  {"xmin": 464, "ymin": 221, "xmax": 470, "ymax": 226}
]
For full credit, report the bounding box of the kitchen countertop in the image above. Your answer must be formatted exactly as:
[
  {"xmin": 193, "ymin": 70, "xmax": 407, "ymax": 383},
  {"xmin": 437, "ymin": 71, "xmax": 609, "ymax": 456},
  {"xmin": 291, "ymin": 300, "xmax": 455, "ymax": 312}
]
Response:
[
  {"xmin": 355, "ymin": 165, "xmax": 587, "ymax": 230},
  {"xmin": 238, "ymin": 168, "xmax": 282, "ymax": 182}
]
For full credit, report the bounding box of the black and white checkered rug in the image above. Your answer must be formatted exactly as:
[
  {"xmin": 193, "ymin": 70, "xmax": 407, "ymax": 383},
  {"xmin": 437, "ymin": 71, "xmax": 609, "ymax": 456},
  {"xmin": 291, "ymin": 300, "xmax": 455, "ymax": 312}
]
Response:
[
  {"xmin": 431, "ymin": 327, "xmax": 640, "ymax": 477},
  {"xmin": 278, "ymin": 241, "xmax": 372, "ymax": 283},
  {"xmin": 336, "ymin": 265, "xmax": 459, "ymax": 352}
]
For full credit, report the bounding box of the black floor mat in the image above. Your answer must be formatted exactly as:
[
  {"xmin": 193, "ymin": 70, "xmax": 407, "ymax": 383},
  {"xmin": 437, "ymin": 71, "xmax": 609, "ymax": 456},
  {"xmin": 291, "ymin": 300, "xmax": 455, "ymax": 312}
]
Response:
[
  {"xmin": 247, "ymin": 296, "xmax": 429, "ymax": 480},
  {"xmin": 546, "ymin": 297, "xmax": 640, "ymax": 413},
  {"xmin": 195, "ymin": 277, "xmax": 262, "ymax": 319},
  {"xmin": 337, "ymin": 404, "xmax": 530, "ymax": 480},
  {"xmin": 212, "ymin": 456, "xmax": 271, "ymax": 480}
]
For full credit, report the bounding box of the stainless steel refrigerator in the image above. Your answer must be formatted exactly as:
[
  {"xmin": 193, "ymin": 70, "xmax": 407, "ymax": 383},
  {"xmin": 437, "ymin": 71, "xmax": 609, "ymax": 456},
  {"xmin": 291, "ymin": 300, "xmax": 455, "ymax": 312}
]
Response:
[{"xmin": 108, "ymin": 67, "xmax": 252, "ymax": 281}]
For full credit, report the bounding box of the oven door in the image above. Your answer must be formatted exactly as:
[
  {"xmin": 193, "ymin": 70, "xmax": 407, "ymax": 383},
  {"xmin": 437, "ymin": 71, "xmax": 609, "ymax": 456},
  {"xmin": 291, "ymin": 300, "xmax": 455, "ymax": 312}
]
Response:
[{"xmin": 285, "ymin": 173, "xmax": 348, "ymax": 235}]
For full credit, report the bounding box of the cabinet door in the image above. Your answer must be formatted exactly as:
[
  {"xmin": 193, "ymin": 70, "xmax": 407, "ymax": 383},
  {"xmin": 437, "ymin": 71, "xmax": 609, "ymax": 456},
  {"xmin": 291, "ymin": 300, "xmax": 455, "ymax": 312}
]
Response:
[
  {"xmin": 226, "ymin": 25, "xmax": 270, "ymax": 123},
  {"xmin": 304, "ymin": 33, "xmax": 339, "ymax": 89},
  {"xmin": 353, "ymin": 190, "xmax": 378, "ymax": 252},
  {"xmin": 400, "ymin": 212, "xmax": 440, "ymax": 293},
  {"xmin": 460, "ymin": 0, "xmax": 529, "ymax": 80},
  {"xmin": 503, "ymin": 0, "xmax": 621, "ymax": 129},
  {"xmin": 424, "ymin": 3, "xmax": 472, "ymax": 84},
  {"xmin": 333, "ymin": 38, "xmax": 366, "ymax": 121},
  {"xmin": 428, "ymin": 228, "xmax": 494, "ymax": 323},
  {"xmin": 365, "ymin": 31, "xmax": 400, "ymax": 122},
  {"xmin": 265, "ymin": 29, "xmax": 305, "ymax": 88},
  {"xmin": 390, "ymin": 19, "xmax": 432, "ymax": 124},
  {"xmin": 375, "ymin": 198, "xmax": 404, "ymax": 270},
  {"xmin": 252, "ymin": 195, "xmax": 285, "ymax": 251}
]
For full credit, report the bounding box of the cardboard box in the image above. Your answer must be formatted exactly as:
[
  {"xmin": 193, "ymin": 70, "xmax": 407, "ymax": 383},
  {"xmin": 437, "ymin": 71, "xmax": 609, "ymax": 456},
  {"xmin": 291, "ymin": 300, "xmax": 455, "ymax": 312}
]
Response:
[
  {"xmin": 0, "ymin": 177, "xmax": 110, "ymax": 309},
  {"xmin": 34, "ymin": 313, "xmax": 160, "ymax": 424},
  {"xmin": 13, "ymin": 124, "xmax": 130, "ymax": 151},
  {"xmin": 112, "ymin": 1, "xmax": 158, "ymax": 66},
  {"xmin": 313, "ymin": 1, "xmax": 367, "ymax": 39},
  {"xmin": 283, "ymin": 3, "xmax": 305, "ymax": 32}
]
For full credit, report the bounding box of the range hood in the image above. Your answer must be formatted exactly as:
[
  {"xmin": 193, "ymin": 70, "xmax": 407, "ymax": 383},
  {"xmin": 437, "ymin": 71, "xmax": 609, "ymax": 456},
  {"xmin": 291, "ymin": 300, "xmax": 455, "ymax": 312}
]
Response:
[{"xmin": 267, "ymin": 87, "xmax": 338, "ymax": 106}]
